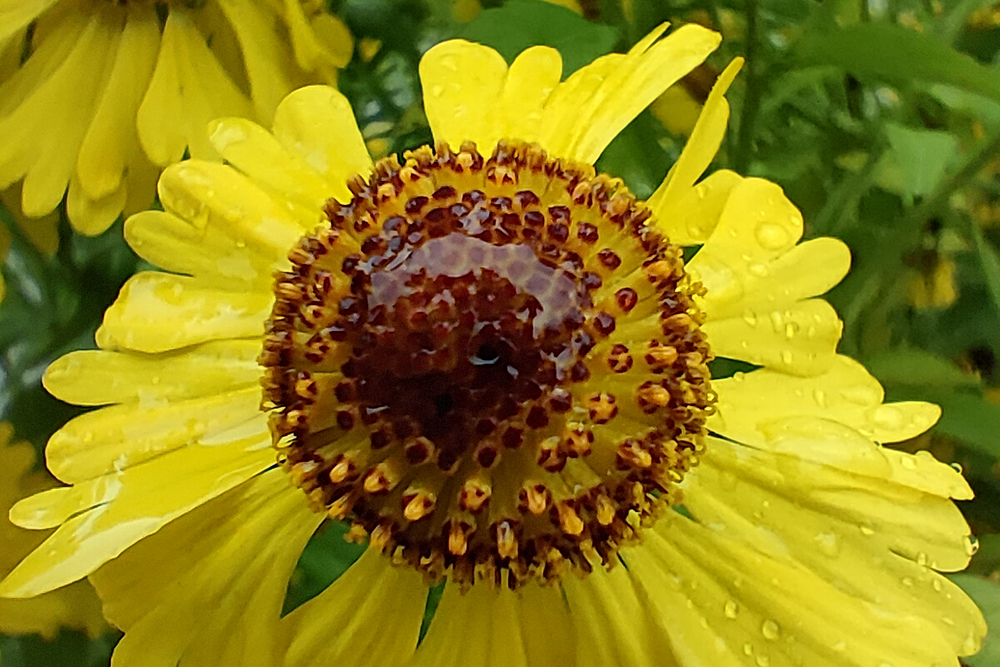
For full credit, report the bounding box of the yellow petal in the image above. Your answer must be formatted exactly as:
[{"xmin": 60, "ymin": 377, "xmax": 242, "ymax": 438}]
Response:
[
  {"xmin": 97, "ymin": 271, "xmax": 273, "ymax": 354},
  {"xmin": 76, "ymin": 4, "xmax": 159, "ymax": 201},
  {"xmin": 45, "ymin": 386, "xmax": 264, "ymax": 483},
  {"xmin": 90, "ymin": 469, "xmax": 318, "ymax": 666},
  {"xmin": 710, "ymin": 355, "xmax": 943, "ymax": 445},
  {"xmin": 688, "ymin": 177, "xmax": 805, "ymax": 315},
  {"xmin": 271, "ymin": 85, "xmax": 372, "ymax": 202},
  {"xmin": 542, "ymin": 24, "xmax": 721, "ymax": 164},
  {"xmin": 0, "ymin": 429, "xmax": 274, "ymax": 598},
  {"xmin": 0, "ymin": 426, "xmax": 106, "ymax": 638},
  {"xmin": 497, "ymin": 46, "xmax": 562, "ymax": 144},
  {"xmin": 137, "ymin": 9, "xmax": 252, "ymax": 166},
  {"xmin": 44, "ymin": 339, "xmax": 261, "ymax": 407},
  {"xmin": 215, "ymin": 0, "xmax": 294, "ymax": 123},
  {"xmin": 703, "ymin": 298, "xmax": 842, "ymax": 375},
  {"xmin": 124, "ymin": 210, "xmax": 281, "ymax": 286},
  {"xmin": 413, "ymin": 580, "xmax": 574, "ymax": 667},
  {"xmin": 652, "ymin": 169, "xmax": 742, "ymax": 246},
  {"xmin": 283, "ymin": 548, "xmax": 426, "ymax": 667},
  {"xmin": 208, "ymin": 117, "xmax": 332, "ymax": 213},
  {"xmin": 66, "ymin": 174, "xmax": 127, "ymax": 236},
  {"xmin": 649, "ymin": 57, "xmax": 743, "ymax": 222},
  {"xmin": 623, "ymin": 514, "xmax": 982, "ymax": 667},
  {"xmin": 0, "ymin": 0, "xmax": 60, "ymax": 44},
  {"xmin": 420, "ymin": 40, "xmax": 508, "ymax": 152},
  {"xmin": 155, "ymin": 159, "xmax": 308, "ymax": 251},
  {"xmin": 682, "ymin": 432, "xmax": 983, "ymax": 656},
  {"xmin": 710, "ymin": 237, "xmax": 851, "ymax": 319},
  {"xmin": 561, "ymin": 564, "xmax": 673, "ymax": 667},
  {"xmin": 0, "ymin": 13, "xmax": 118, "ymax": 217}
]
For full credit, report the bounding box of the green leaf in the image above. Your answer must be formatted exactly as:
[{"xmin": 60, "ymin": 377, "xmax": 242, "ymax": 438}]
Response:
[
  {"xmin": 972, "ymin": 224, "xmax": 1000, "ymax": 318},
  {"xmin": 883, "ymin": 123, "xmax": 958, "ymax": 198},
  {"xmin": 865, "ymin": 348, "xmax": 980, "ymax": 389},
  {"xmin": 795, "ymin": 22, "xmax": 1000, "ymax": 102},
  {"xmin": 949, "ymin": 574, "xmax": 1000, "ymax": 665},
  {"xmin": 282, "ymin": 521, "xmax": 366, "ymax": 615},
  {"xmin": 968, "ymin": 533, "xmax": 1000, "ymax": 576},
  {"xmin": 462, "ymin": 0, "xmax": 619, "ymax": 75}
]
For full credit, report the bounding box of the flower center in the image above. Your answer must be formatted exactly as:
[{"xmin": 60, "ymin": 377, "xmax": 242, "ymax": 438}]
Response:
[{"xmin": 261, "ymin": 141, "xmax": 713, "ymax": 588}]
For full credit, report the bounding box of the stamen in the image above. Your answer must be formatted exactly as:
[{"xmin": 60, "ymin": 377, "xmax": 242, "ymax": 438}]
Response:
[{"xmin": 261, "ymin": 141, "xmax": 713, "ymax": 589}]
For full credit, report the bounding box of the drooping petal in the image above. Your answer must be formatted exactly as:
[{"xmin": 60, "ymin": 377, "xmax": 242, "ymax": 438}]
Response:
[
  {"xmin": 137, "ymin": 9, "xmax": 252, "ymax": 166},
  {"xmin": 681, "ymin": 427, "xmax": 982, "ymax": 657},
  {"xmin": 90, "ymin": 469, "xmax": 319, "ymax": 667},
  {"xmin": 703, "ymin": 298, "xmax": 842, "ymax": 375},
  {"xmin": 0, "ymin": 0, "xmax": 60, "ymax": 44},
  {"xmin": 281, "ymin": 548, "xmax": 426, "ymax": 667},
  {"xmin": 76, "ymin": 4, "xmax": 159, "ymax": 202},
  {"xmin": 623, "ymin": 512, "xmax": 983, "ymax": 667},
  {"xmin": 96, "ymin": 272, "xmax": 273, "ymax": 354},
  {"xmin": 561, "ymin": 564, "xmax": 675, "ymax": 667},
  {"xmin": 0, "ymin": 424, "xmax": 273, "ymax": 597},
  {"xmin": 710, "ymin": 355, "xmax": 943, "ymax": 445},
  {"xmin": 413, "ymin": 580, "xmax": 574, "ymax": 667},
  {"xmin": 44, "ymin": 340, "xmax": 261, "ymax": 407}
]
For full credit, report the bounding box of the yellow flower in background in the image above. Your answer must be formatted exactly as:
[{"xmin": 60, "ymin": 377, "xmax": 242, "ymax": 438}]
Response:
[
  {"xmin": 0, "ymin": 24, "xmax": 987, "ymax": 667},
  {"xmin": 0, "ymin": 424, "xmax": 105, "ymax": 639},
  {"xmin": 0, "ymin": 0, "xmax": 353, "ymax": 236}
]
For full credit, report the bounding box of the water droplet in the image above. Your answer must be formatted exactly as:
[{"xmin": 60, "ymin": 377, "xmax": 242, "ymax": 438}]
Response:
[
  {"xmin": 965, "ymin": 535, "xmax": 980, "ymax": 557},
  {"xmin": 742, "ymin": 310, "xmax": 758, "ymax": 326},
  {"xmin": 917, "ymin": 552, "xmax": 928, "ymax": 566},
  {"xmin": 756, "ymin": 656, "xmax": 770, "ymax": 667},
  {"xmin": 814, "ymin": 532, "xmax": 839, "ymax": 557},
  {"xmin": 942, "ymin": 616, "xmax": 956, "ymax": 627},
  {"xmin": 831, "ymin": 641, "xmax": 847, "ymax": 652},
  {"xmin": 724, "ymin": 600, "xmax": 740, "ymax": 618},
  {"xmin": 950, "ymin": 462, "xmax": 964, "ymax": 474},
  {"xmin": 901, "ymin": 576, "xmax": 914, "ymax": 587},
  {"xmin": 431, "ymin": 84, "xmax": 445, "ymax": 97},
  {"xmin": 440, "ymin": 54, "xmax": 459, "ymax": 71},
  {"xmin": 962, "ymin": 629, "xmax": 981, "ymax": 654},
  {"xmin": 743, "ymin": 643, "xmax": 754, "ymax": 656},
  {"xmin": 762, "ymin": 620, "xmax": 781, "ymax": 641},
  {"xmin": 780, "ymin": 350, "xmax": 793, "ymax": 365},
  {"xmin": 748, "ymin": 262, "xmax": 770, "ymax": 278},
  {"xmin": 235, "ymin": 239, "xmax": 247, "ymax": 249},
  {"xmin": 871, "ymin": 405, "xmax": 904, "ymax": 431},
  {"xmin": 784, "ymin": 322, "xmax": 799, "ymax": 339},
  {"xmin": 859, "ymin": 525, "xmax": 875, "ymax": 536},
  {"xmin": 807, "ymin": 391, "xmax": 826, "ymax": 411},
  {"xmin": 754, "ymin": 222, "xmax": 790, "ymax": 250},
  {"xmin": 932, "ymin": 578, "xmax": 943, "ymax": 592},
  {"xmin": 900, "ymin": 456, "xmax": 916, "ymax": 470}
]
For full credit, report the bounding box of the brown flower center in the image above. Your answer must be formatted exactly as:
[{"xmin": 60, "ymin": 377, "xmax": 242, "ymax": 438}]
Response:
[{"xmin": 261, "ymin": 141, "xmax": 713, "ymax": 589}]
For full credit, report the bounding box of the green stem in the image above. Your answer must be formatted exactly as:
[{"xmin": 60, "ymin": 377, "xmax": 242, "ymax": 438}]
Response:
[{"xmin": 735, "ymin": 0, "xmax": 762, "ymax": 173}]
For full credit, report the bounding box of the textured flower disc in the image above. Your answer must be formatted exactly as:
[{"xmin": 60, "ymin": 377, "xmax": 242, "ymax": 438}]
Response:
[{"xmin": 261, "ymin": 140, "xmax": 714, "ymax": 588}]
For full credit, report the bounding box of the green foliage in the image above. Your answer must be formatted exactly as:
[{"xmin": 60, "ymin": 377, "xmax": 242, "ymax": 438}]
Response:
[{"xmin": 462, "ymin": 0, "xmax": 619, "ymax": 73}]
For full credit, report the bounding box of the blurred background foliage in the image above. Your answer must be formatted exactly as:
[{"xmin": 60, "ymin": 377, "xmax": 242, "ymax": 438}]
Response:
[{"xmin": 3, "ymin": 0, "xmax": 1000, "ymax": 664}]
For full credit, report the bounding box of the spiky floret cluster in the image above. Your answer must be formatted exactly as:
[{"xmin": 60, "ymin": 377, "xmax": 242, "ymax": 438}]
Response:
[{"xmin": 260, "ymin": 141, "xmax": 714, "ymax": 588}]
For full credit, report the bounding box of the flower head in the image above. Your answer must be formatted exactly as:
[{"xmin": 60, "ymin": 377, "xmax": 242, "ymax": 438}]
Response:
[
  {"xmin": 0, "ymin": 0, "xmax": 352, "ymax": 235},
  {"xmin": 0, "ymin": 24, "xmax": 987, "ymax": 667}
]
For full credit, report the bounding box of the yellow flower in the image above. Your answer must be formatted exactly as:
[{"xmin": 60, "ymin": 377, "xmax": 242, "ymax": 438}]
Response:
[
  {"xmin": 0, "ymin": 424, "xmax": 105, "ymax": 639},
  {"xmin": 0, "ymin": 25, "xmax": 987, "ymax": 667},
  {"xmin": 0, "ymin": 0, "xmax": 352, "ymax": 236}
]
